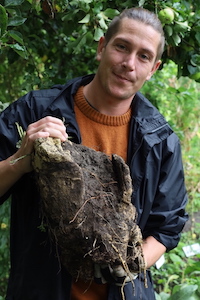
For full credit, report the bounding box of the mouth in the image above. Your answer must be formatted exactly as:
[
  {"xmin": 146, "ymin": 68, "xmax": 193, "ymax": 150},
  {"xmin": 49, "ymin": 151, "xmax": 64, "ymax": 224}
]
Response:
[{"xmin": 114, "ymin": 72, "xmax": 132, "ymax": 83}]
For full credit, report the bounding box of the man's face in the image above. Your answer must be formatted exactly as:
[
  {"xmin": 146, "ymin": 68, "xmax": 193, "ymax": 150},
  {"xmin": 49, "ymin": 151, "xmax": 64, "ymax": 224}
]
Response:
[{"xmin": 96, "ymin": 18, "xmax": 161, "ymax": 102}]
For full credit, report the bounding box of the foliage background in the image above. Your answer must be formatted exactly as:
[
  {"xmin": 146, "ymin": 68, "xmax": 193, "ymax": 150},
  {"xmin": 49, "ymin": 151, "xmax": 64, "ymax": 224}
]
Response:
[
  {"xmin": 0, "ymin": 0, "xmax": 200, "ymax": 103},
  {"xmin": 0, "ymin": 0, "xmax": 200, "ymax": 298}
]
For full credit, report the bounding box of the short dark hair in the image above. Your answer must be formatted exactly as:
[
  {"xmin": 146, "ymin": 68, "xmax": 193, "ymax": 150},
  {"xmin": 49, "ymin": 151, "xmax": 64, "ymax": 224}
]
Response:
[{"xmin": 105, "ymin": 7, "xmax": 165, "ymax": 61}]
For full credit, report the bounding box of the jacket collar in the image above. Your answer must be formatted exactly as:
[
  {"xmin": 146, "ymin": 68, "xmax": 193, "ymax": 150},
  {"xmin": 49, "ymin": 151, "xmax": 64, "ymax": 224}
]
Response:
[
  {"xmin": 45, "ymin": 74, "xmax": 170, "ymax": 144},
  {"xmin": 131, "ymin": 92, "xmax": 168, "ymax": 135}
]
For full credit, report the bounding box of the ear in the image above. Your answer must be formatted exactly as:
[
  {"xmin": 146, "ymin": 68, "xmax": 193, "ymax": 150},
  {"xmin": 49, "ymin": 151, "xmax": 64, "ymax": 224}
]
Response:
[
  {"xmin": 96, "ymin": 36, "xmax": 106, "ymax": 61},
  {"xmin": 146, "ymin": 60, "xmax": 161, "ymax": 81}
]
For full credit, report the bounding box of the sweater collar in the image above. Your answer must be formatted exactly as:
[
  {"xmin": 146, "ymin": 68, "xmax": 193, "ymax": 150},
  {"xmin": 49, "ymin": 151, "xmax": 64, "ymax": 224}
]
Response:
[{"xmin": 74, "ymin": 85, "xmax": 132, "ymax": 126}]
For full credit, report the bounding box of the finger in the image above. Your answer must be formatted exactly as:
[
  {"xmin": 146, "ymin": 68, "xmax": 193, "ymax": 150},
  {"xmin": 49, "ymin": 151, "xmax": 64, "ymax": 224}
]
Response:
[
  {"xmin": 28, "ymin": 117, "xmax": 66, "ymax": 134},
  {"xmin": 100, "ymin": 265, "xmax": 117, "ymax": 284},
  {"xmin": 28, "ymin": 128, "xmax": 66, "ymax": 142},
  {"xmin": 112, "ymin": 265, "xmax": 138, "ymax": 283},
  {"xmin": 27, "ymin": 117, "xmax": 68, "ymax": 141},
  {"xmin": 94, "ymin": 264, "xmax": 107, "ymax": 285},
  {"xmin": 30, "ymin": 116, "xmax": 64, "ymax": 128},
  {"xmin": 112, "ymin": 265, "xmax": 127, "ymax": 277}
]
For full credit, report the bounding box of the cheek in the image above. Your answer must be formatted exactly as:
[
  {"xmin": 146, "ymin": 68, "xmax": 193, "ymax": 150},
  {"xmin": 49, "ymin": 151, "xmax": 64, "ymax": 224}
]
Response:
[{"xmin": 136, "ymin": 64, "xmax": 153, "ymax": 80}]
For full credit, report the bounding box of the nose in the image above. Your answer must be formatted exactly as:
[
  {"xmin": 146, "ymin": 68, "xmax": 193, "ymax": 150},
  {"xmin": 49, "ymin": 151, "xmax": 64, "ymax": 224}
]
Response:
[{"xmin": 122, "ymin": 53, "xmax": 136, "ymax": 71}]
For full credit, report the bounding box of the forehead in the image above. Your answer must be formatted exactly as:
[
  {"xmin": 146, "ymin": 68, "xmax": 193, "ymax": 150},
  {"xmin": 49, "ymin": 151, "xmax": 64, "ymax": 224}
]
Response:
[{"xmin": 110, "ymin": 18, "xmax": 161, "ymax": 56}]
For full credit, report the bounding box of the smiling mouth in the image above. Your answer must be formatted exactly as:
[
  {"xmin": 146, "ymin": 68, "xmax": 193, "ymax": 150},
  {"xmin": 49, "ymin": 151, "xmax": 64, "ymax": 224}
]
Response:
[{"xmin": 114, "ymin": 72, "xmax": 132, "ymax": 82}]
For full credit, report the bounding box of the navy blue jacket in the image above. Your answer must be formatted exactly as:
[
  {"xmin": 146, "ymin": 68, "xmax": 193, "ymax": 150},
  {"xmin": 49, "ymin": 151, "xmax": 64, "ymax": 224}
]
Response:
[{"xmin": 0, "ymin": 75, "xmax": 188, "ymax": 300}]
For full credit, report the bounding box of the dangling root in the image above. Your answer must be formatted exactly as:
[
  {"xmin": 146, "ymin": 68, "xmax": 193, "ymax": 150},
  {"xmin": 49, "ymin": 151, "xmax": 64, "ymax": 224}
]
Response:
[{"xmin": 110, "ymin": 243, "xmax": 135, "ymax": 300}]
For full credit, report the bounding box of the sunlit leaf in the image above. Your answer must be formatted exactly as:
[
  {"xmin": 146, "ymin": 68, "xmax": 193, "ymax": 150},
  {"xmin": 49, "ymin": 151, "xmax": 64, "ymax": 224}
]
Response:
[
  {"xmin": 94, "ymin": 27, "xmax": 104, "ymax": 41},
  {"xmin": 138, "ymin": 0, "xmax": 146, "ymax": 6},
  {"xmin": 8, "ymin": 43, "xmax": 27, "ymax": 58},
  {"xmin": 79, "ymin": 14, "xmax": 90, "ymax": 24},
  {"xmin": 103, "ymin": 8, "xmax": 119, "ymax": 19}
]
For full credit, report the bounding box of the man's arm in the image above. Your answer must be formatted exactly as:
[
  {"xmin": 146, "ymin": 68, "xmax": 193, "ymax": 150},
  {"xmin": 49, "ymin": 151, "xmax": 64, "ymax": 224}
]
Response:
[
  {"xmin": 141, "ymin": 135, "xmax": 188, "ymax": 259},
  {"xmin": 142, "ymin": 236, "xmax": 166, "ymax": 268},
  {"xmin": 0, "ymin": 116, "xmax": 67, "ymax": 197}
]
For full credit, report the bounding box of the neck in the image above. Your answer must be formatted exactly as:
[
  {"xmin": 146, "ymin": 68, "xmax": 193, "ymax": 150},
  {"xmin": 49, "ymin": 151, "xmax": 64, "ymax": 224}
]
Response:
[{"xmin": 83, "ymin": 78, "xmax": 133, "ymax": 116}]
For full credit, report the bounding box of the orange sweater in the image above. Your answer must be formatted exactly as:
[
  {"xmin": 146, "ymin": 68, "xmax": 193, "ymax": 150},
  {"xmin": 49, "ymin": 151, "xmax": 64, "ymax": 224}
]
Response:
[
  {"xmin": 73, "ymin": 86, "xmax": 131, "ymax": 161},
  {"xmin": 71, "ymin": 86, "xmax": 131, "ymax": 300}
]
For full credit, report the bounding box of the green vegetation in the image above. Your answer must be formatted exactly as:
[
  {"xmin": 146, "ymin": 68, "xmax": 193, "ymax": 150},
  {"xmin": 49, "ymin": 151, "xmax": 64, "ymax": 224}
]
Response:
[
  {"xmin": 0, "ymin": 0, "xmax": 200, "ymax": 298},
  {"xmin": 0, "ymin": 0, "xmax": 200, "ymax": 103},
  {"xmin": 153, "ymin": 230, "xmax": 200, "ymax": 299}
]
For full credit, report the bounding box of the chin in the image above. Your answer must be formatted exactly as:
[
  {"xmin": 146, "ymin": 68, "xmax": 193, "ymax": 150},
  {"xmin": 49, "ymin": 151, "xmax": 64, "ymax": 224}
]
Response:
[{"xmin": 110, "ymin": 89, "xmax": 136, "ymax": 101}]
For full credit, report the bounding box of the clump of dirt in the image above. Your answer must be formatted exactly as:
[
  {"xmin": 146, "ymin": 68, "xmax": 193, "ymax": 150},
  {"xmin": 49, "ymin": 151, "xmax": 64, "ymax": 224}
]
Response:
[{"xmin": 32, "ymin": 137, "xmax": 146, "ymax": 282}]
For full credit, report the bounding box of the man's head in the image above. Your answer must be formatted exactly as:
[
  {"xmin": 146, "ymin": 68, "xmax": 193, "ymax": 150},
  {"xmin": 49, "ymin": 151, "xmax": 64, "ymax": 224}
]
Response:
[
  {"xmin": 105, "ymin": 7, "xmax": 165, "ymax": 61},
  {"xmin": 86, "ymin": 7, "xmax": 165, "ymax": 112}
]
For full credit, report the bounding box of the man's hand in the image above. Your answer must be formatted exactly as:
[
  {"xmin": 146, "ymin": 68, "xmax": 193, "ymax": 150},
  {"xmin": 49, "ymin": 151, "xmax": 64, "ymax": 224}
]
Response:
[
  {"xmin": 13, "ymin": 116, "xmax": 68, "ymax": 174},
  {"xmin": 0, "ymin": 116, "xmax": 68, "ymax": 197},
  {"xmin": 94, "ymin": 264, "xmax": 138, "ymax": 286}
]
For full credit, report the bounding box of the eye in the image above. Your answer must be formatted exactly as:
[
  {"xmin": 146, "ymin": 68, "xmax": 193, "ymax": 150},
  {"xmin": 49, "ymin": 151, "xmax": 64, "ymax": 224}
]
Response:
[
  {"xmin": 139, "ymin": 53, "xmax": 150, "ymax": 61},
  {"xmin": 115, "ymin": 44, "xmax": 127, "ymax": 52}
]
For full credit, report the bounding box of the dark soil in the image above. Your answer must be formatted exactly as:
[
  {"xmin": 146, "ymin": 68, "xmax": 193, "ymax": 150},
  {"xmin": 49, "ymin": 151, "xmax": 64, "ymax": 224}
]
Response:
[{"xmin": 32, "ymin": 137, "xmax": 146, "ymax": 282}]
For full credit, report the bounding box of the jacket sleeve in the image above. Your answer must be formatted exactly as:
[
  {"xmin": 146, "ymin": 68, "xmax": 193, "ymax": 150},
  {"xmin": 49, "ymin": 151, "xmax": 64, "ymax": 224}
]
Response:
[
  {"xmin": 132, "ymin": 132, "xmax": 188, "ymax": 251},
  {"xmin": 145, "ymin": 133, "xmax": 188, "ymax": 250},
  {"xmin": 0, "ymin": 89, "xmax": 56, "ymax": 204},
  {"xmin": 0, "ymin": 93, "xmax": 33, "ymax": 204}
]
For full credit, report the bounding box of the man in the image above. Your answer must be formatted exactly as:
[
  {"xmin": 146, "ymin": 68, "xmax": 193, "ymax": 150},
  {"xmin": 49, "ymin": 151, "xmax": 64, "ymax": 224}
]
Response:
[{"xmin": 0, "ymin": 7, "xmax": 188, "ymax": 300}]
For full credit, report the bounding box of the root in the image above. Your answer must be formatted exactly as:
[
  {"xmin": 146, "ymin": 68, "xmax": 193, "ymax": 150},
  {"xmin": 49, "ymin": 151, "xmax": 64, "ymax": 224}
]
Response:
[
  {"xmin": 69, "ymin": 191, "xmax": 115, "ymax": 225},
  {"xmin": 83, "ymin": 246, "xmax": 100, "ymax": 258},
  {"xmin": 82, "ymin": 167, "xmax": 117, "ymax": 187},
  {"xmin": 110, "ymin": 243, "xmax": 135, "ymax": 300},
  {"xmin": 138, "ymin": 251, "xmax": 148, "ymax": 288},
  {"xmin": 69, "ymin": 196, "xmax": 97, "ymax": 224},
  {"xmin": 10, "ymin": 153, "xmax": 31, "ymax": 165},
  {"xmin": 96, "ymin": 213, "xmax": 123, "ymax": 242}
]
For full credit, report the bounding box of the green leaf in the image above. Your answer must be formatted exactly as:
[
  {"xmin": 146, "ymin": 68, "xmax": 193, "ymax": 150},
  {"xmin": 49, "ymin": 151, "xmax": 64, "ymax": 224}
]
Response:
[
  {"xmin": 190, "ymin": 54, "xmax": 200, "ymax": 67},
  {"xmin": 94, "ymin": 27, "xmax": 104, "ymax": 41},
  {"xmin": 8, "ymin": 16, "xmax": 27, "ymax": 27},
  {"xmin": 9, "ymin": 43, "xmax": 24, "ymax": 51},
  {"xmin": 80, "ymin": 0, "xmax": 92, "ymax": 3},
  {"xmin": 73, "ymin": 34, "xmax": 87, "ymax": 54},
  {"xmin": 103, "ymin": 8, "xmax": 119, "ymax": 19},
  {"xmin": 79, "ymin": 14, "xmax": 90, "ymax": 24},
  {"xmin": 8, "ymin": 43, "xmax": 27, "ymax": 59},
  {"xmin": 169, "ymin": 253, "xmax": 183, "ymax": 264},
  {"xmin": 170, "ymin": 285, "xmax": 199, "ymax": 300},
  {"xmin": 99, "ymin": 16, "xmax": 107, "ymax": 30},
  {"xmin": 0, "ymin": 5, "xmax": 8, "ymax": 37},
  {"xmin": 185, "ymin": 260, "xmax": 200, "ymax": 274},
  {"xmin": 165, "ymin": 25, "xmax": 173, "ymax": 37},
  {"xmin": 138, "ymin": 0, "xmax": 146, "ymax": 6},
  {"xmin": 190, "ymin": 270, "xmax": 200, "ymax": 277},
  {"xmin": 187, "ymin": 65, "xmax": 198, "ymax": 75},
  {"xmin": 5, "ymin": 0, "xmax": 24, "ymax": 7},
  {"xmin": 167, "ymin": 86, "xmax": 177, "ymax": 93},
  {"xmin": 167, "ymin": 274, "xmax": 179, "ymax": 283},
  {"xmin": 8, "ymin": 30, "xmax": 24, "ymax": 45},
  {"xmin": 172, "ymin": 33, "xmax": 181, "ymax": 46},
  {"xmin": 155, "ymin": 292, "xmax": 162, "ymax": 300},
  {"xmin": 156, "ymin": 292, "xmax": 171, "ymax": 300},
  {"xmin": 174, "ymin": 21, "xmax": 190, "ymax": 32}
]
